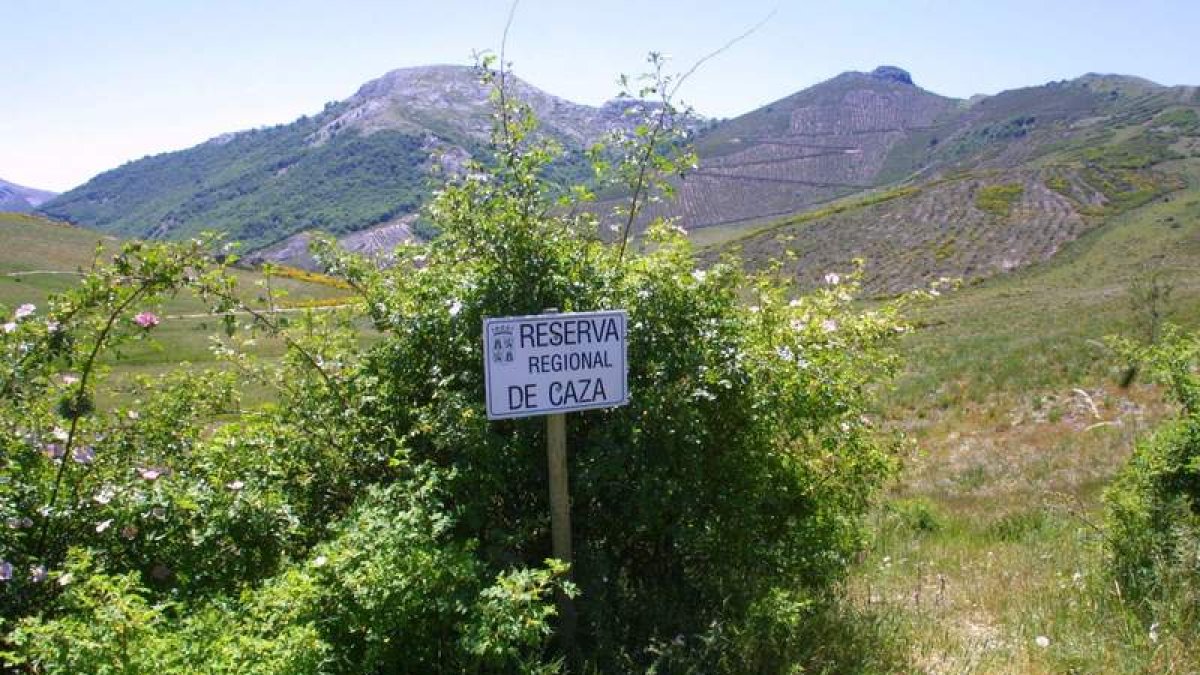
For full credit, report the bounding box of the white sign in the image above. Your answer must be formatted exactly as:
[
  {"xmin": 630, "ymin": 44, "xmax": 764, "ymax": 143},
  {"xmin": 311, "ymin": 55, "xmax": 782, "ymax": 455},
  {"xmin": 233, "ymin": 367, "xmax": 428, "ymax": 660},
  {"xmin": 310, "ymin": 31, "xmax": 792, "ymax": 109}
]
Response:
[{"xmin": 484, "ymin": 310, "xmax": 629, "ymax": 419}]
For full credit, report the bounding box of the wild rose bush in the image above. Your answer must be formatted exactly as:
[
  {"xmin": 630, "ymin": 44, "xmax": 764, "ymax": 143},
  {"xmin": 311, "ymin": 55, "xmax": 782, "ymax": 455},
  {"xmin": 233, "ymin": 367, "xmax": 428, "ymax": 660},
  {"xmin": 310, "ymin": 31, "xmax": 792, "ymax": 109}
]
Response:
[{"xmin": 1, "ymin": 60, "xmax": 911, "ymax": 672}]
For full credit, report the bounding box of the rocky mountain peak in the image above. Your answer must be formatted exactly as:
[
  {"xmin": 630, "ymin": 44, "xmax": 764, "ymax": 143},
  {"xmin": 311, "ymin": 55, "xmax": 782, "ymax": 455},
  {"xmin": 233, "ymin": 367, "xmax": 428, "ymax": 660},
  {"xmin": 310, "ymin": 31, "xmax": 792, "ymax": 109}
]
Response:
[{"xmin": 870, "ymin": 66, "xmax": 914, "ymax": 86}]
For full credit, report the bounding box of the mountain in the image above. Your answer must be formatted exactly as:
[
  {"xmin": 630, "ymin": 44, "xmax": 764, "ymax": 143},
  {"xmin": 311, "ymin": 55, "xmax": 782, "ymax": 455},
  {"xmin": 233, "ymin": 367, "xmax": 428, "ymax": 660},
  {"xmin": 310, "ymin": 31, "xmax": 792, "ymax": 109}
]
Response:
[
  {"xmin": 628, "ymin": 66, "xmax": 961, "ymax": 231},
  {"xmin": 37, "ymin": 64, "xmax": 1200, "ymax": 291},
  {"xmin": 688, "ymin": 70, "xmax": 1200, "ymax": 293},
  {"xmin": 0, "ymin": 178, "xmax": 57, "ymax": 213},
  {"xmin": 38, "ymin": 65, "xmax": 635, "ymax": 254}
]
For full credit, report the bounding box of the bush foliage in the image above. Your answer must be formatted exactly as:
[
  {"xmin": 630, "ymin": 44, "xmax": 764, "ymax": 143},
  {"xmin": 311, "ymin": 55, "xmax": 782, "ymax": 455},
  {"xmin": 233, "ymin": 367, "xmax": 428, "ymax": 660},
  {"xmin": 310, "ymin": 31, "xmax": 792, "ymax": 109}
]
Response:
[
  {"xmin": 1, "ymin": 60, "xmax": 908, "ymax": 672},
  {"xmin": 1105, "ymin": 327, "xmax": 1200, "ymax": 598}
]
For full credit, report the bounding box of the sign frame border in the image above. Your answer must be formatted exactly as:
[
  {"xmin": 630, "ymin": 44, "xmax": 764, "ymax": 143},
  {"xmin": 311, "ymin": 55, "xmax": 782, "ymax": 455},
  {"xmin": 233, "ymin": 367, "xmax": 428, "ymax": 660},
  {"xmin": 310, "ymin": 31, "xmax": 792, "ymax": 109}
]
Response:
[{"xmin": 483, "ymin": 309, "xmax": 629, "ymax": 420}]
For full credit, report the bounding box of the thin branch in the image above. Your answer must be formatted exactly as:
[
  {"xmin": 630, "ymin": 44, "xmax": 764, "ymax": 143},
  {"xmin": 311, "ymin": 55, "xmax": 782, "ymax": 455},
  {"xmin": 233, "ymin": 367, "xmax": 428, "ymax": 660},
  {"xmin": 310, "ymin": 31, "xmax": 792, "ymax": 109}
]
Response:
[
  {"xmin": 496, "ymin": 0, "xmax": 520, "ymax": 160},
  {"xmin": 615, "ymin": 9, "xmax": 777, "ymax": 263},
  {"xmin": 670, "ymin": 9, "xmax": 776, "ymax": 100},
  {"xmin": 37, "ymin": 285, "xmax": 148, "ymax": 559}
]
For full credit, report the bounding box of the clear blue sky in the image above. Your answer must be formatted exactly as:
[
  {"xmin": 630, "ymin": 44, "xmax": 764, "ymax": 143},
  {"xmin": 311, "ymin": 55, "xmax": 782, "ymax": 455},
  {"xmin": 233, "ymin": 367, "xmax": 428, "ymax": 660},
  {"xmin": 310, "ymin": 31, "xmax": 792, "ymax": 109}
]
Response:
[{"xmin": 3, "ymin": 0, "xmax": 1197, "ymax": 192}]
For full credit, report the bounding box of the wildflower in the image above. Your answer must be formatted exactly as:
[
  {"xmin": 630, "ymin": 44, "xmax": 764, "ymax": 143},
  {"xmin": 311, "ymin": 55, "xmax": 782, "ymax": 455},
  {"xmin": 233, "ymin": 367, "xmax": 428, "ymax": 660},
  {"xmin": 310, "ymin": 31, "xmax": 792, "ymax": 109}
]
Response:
[
  {"xmin": 96, "ymin": 519, "xmax": 113, "ymax": 533},
  {"xmin": 1, "ymin": 322, "xmax": 15, "ymax": 333},
  {"xmin": 226, "ymin": 480, "xmax": 245, "ymax": 491},
  {"xmin": 823, "ymin": 272, "xmax": 841, "ymax": 285},
  {"xmin": 30, "ymin": 565, "xmax": 47, "ymax": 583},
  {"xmin": 692, "ymin": 269, "xmax": 707, "ymax": 283},
  {"xmin": 1035, "ymin": 635, "xmax": 1050, "ymax": 648},
  {"xmin": 72, "ymin": 446, "xmax": 95, "ymax": 464},
  {"xmin": 133, "ymin": 312, "xmax": 160, "ymax": 328},
  {"xmin": 121, "ymin": 525, "xmax": 138, "ymax": 540},
  {"xmin": 14, "ymin": 303, "xmax": 35, "ymax": 319},
  {"xmin": 0, "ymin": 561, "xmax": 11, "ymax": 581},
  {"xmin": 62, "ymin": 374, "xmax": 80, "ymax": 385},
  {"xmin": 42, "ymin": 443, "xmax": 64, "ymax": 460},
  {"xmin": 137, "ymin": 467, "xmax": 164, "ymax": 481},
  {"xmin": 822, "ymin": 319, "xmax": 839, "ymax": 333},
  {"xmin": 447, "ymin": 300, "xmax": 463, "ymax": 317},
  {"xmin": 94, "ymin": 487, "xmax": 115, "ymax": 505},
  {"xmin": 312, "ymin": 555, "xmax": 328, "ymax": 568},
  {"xmin": 46, "ymin": 319, "xmax": 61, "ymax": 333},
  {"xmin": 51, "ymin": 427, "xmax": 69, "ymax": 441},
  {"xmin": 57, "ymin": 571, "xmax": 73, "ymax": 586},
  {"xmin": 127, "ymin": 410, "xmax": 140, "ymax": 420}
]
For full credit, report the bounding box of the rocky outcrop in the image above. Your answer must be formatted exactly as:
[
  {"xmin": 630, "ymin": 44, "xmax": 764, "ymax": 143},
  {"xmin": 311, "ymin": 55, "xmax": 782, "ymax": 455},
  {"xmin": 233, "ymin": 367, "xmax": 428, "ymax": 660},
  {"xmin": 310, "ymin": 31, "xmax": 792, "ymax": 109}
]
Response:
[{"xmin": 871, "ymin": 66, "xmax": 914, "ymax": 86}]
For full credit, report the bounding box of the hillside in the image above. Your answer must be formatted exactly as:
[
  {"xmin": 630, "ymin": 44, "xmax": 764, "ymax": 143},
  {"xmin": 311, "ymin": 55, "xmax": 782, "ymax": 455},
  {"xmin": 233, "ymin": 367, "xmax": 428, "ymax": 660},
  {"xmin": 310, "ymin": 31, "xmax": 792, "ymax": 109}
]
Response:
[
  {"xmin": 845, "ymin": 150, "xmax": 1200, "ymax": 673},
  {"xmin": 700, "ymin": 73, "xmax": 1200, "ymax": 293},
  {"xmin": 658, "ymin": 66, "xmax": 960, "ymax": 228},
  {"xmin": 37, "ymin": 65, "xmax": 632, "ymax": 254},
  {"xmin": 0, "ymin": 177, "xmax": 56, "ymax": 212}
]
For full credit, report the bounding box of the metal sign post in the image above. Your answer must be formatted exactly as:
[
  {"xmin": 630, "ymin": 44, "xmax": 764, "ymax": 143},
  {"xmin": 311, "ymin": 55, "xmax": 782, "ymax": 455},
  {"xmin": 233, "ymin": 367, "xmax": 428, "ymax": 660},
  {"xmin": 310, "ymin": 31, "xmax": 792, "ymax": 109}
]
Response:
[{"xmin": 482, "ymin": 308, "xmax": 629, "ymax": 653}]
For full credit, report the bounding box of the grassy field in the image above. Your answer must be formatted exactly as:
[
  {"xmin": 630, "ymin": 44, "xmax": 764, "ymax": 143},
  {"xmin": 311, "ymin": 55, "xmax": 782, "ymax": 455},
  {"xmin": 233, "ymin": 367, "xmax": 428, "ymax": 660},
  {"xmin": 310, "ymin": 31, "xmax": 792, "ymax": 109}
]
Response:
[
  {"xmin": 0, "ymin": 212, "xmax": 357, "ymax": 407},
  {"xmin": 844, "ymin": 157, "xmax": 1200, "ymax": 672}
]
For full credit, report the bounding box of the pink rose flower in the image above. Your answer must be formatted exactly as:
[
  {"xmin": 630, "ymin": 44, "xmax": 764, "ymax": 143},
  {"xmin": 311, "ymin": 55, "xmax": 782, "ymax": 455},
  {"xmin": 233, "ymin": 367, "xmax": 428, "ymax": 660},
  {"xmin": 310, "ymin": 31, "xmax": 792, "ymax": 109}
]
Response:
[{"xmin": 133, "ymin": 312, "xmax": 160, "ymax": 328}]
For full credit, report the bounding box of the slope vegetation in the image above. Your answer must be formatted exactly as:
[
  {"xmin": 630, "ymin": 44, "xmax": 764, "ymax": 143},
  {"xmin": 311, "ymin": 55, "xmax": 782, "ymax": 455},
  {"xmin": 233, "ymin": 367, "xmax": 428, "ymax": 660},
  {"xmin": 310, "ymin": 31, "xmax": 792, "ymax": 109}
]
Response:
[
  {"xmin": 652, "ymin": 67, "xmax": 959, "ymax": 229},
  {"xmin": 703, "ymin": 74, "xmax": 1200, "ymax": 293},
  {"xmin": 38, "ymin": 65, "xmax": 631, "ymax": 252}
]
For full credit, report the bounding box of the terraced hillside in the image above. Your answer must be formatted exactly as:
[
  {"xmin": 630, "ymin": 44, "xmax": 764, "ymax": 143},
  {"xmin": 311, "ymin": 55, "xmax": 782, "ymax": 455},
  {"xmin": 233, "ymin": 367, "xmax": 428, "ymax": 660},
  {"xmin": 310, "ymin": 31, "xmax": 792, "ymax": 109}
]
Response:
[
  {"xmin": 700, "ymin": 75, "xmax": 1200, "ymax": 294},
  {"xmin": 718, "ymin": 162, "xmax": 1182, "ymax": 294},
  {"xmin": 645, "ymin": 67, "xmax": 959, "ymax": 229}
]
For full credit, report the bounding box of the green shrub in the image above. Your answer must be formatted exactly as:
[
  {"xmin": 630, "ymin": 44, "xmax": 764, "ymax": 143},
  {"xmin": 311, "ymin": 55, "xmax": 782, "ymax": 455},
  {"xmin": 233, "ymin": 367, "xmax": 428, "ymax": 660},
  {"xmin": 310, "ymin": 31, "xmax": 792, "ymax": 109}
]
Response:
[
  {"xmin": 310, "ymin": 60, "xmax": 908, "ymax": 668},
  {"xmin": 891, "ymin": 497, "xmax": 946, "ymax": 534},
  {"xmin": 1104, "ymin": 326, "xmax": 1200, "ymax": 599},
  {"xmin": 975, "ymin": 183, "xmax": 1025, "ymax": 217},
  {"xmin": 2, "ymin": 58, "xmax": 908, "ymax": 672}
]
